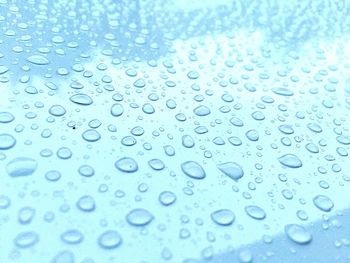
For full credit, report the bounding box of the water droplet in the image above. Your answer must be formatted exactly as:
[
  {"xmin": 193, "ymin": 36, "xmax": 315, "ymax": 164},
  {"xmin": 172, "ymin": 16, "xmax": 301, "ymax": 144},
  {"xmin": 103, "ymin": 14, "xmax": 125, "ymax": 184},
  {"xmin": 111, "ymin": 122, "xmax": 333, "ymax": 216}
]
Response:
[
  {"xmin": 336, "ymin": 135, "xmax": 350, "ymax": 145},
  {"xmin": 313, "ymin": 195, "xmax": 334, "ymax": 212},
  {"xmin": 272, "ymin": 87, "xmax": 294, "ymax": 96},
  {"xmin": 78, "ymin": 165, "xmax": 95, "ymax": 177},
  {"xmin": 18, "ymin": 207, "xmax": 35, "ymax": 224},
  {"xmin": 6, "ymin": 157, "xmax": 38, "ymax": 177},
  {"xmin": 76, "ymin": 195, "xmax": 96, "ymax": 212},
  {"xmin": 210, "ymin": 209, "xmax": 235, "ymax": 226},
  {"xmin": 0, "ymin": 133, "xmax": 16, "ymax": 150},
  {"xmin": 182, "ymin": 135, "xmax": 195, "ymax": 148},
  {"xmin": 0, "ymin": 65, "xmax": 9, "ymax": 74},
  {"xmin": 45, "ymin": 170, "xmax": 61, "ymax": 182},
  {"xmin": 244, "ymin": 205, "xmax": 266, "ymax": 220},
  {"xmin": 61, "ymin": 229, "xmax": 84, "ymax": 244},
  {"xmin": 217, "ymin": 162, "xmax": 244, "ymax": 181},
  {"xmin": 111, "ymin": 103, "xmax": 124, "ymax": 117},
  {"xmin": 193, "ymin": 105, "xmax": 211, "ymax": 116},
  {"xmin": 56, "ymin": 147, "xmax": 72, "ymax": 159},
  {"xmin": 82, "ymin": 129, "xmax": 101, "ymax": 142},
  {"xmin": 88, "ymin": 119, "xmax": 102, "ymax": 129},
  {"xmin": 148, "ymin": 159, "xmax": 165, "ymax": 170},
  {"xmin": 121, "ymin": 136, "xmax": 137, "ymax": 146},
  {"xmin": 187, "ymin": 70, "xmax": 199, "ymax": 79},
  {"xmin": 245, "ymin": 129, "xmax": 259, "ymax": 141},
  {"xmin": 14, "ymin": 231, "xmax": 39, "ymax": 248},
  {"xmin": 49, "ymin": 105, "xmax": 66, "ymax": 117},
  {"xmin": 70, "ymin": 94, "xmax": 93, "ymax": 105},
  {"xmin": 98, "ymin": 230, "xmax": 122, "ymax": 249},
  {"xmin": 238, "ymin": 249, "xmax": 253, "ymax": 263},
  {"xmin": 278, "ymin": 125, "xmax": 294, "ymax": 134},
  {"xmin": 284, "ymin": 224, "xmax": 312, "ymax": 245},
  {"xmin": 305, "ymin": 143, "xmax": 319, "ymax": 153},
  {"xmin": 230, "ymin": 117, "xmax": 244, "ymax": 127},
  {"xmin": 159, "ymin": 191, "xmax": 176, "ymax": 206},
  {"xmin": 0, "ymin": 112, "xmax": 15, "ymax": 123},
  {"xmin": 115, "ymin": 157, "xmax": 138, "ymax": 173},
  {"xmin": 131, "ymin": 126, "xmax": 144, "ymax": 136},
  {"xmin": 26, "ymin": 55, "xmax": 49, "ymax": 65},
  {"xmin": 142, "ymin": 103, "xmax": 155, "ymax": 114},
  {"xmin": 278, "ymin": 154, "xmax": 302, "ymax": 168},
  {"xmin": 228, "ymin": 136, "xmax": 242, "ymax": 146},
  {"xmin": 164, "ymin": 145, "xmax": 175, "ymax": 156},
  {"xmin": 307, "ymin": 123, "xmax": 322, "ymax": 133},
  {"xmin": 126, "ymin": 208, "xmax": 154, "ymax": 226},
  {"xmin": 181, "ymin": 161, "xmax": 206, "ymax": 179},
  {"xmin": 251, "ymin": 111, "xmax": 265, "ymax": 121}
]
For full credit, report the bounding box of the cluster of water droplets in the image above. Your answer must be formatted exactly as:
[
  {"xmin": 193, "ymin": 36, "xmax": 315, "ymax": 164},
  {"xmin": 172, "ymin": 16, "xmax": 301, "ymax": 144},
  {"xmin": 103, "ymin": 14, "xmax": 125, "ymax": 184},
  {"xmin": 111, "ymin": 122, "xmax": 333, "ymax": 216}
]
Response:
[{"xmin": 1, "ymin": 0, "xmax": 350, "ymax": 262}]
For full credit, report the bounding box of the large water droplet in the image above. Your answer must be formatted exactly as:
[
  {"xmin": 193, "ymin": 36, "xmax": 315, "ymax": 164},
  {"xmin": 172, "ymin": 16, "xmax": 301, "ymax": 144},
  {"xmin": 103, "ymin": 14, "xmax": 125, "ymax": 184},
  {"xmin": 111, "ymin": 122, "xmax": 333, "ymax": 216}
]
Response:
[
  {"xmin": 148, "ymin": 159, "xmax": 165, "ymax": 171},
  {"xmin": 159, "ymin": 191, "xmax": 176, "ymax": 206},
  {"xmin": 70, "ymin": 94, "xmax": 93, "ymax": 105},
  {"xmin": 6, "ymin": 157, "xmax": 38, "ymax": 177},
  {"xmin": 126, "ymin": 208, "xmax": 154, "ymax": 226},
  {"xmin": 82, "ymin": 129, "xmax": 101, "ymax": 142},
  {"xmin": 76, "ymin": 195, "xmax": 96, "ymax": 212},
  {"xmin": 98, "ymin": 230, "xmax": 122, "ymax": 249},
  {"xmin": 244, "ymin": 205, "xmax": 266, "ymax": 220},
  {"xmin": 0, "ymin": 112, "xmax": 15, "ymax": 123},
  {"xmin": 26, "ymin": 55, "xmax": 49, "ymax": 65},
  {"xmin": 181, "ymin": 161, "xmax": 206, "ymax": 179},
  {"xmin": 217, "ymin": 162, "xmax": 244, "ymax": 181},
  {"xmin": 193, "ymin": 105, "xmax": 211, "ymax": 116},
  {"xmin": 61, "ymin": 229, "xmax": 84, "ymax": 244},
  {"xmin": 49, "ymin": 105, "xmax": 66, "ymax": 117},
  {"xmin": 0, "ymin": 133, "xmax": 16, "ymax": 150},
  {"xmin": 115, "ymin": 157, "xmax": 138, "ymax": 173},
  {"xmin": 14, "ymin": 231, "xmax": 39, "ymax": 248},
  {"xmin": 111, "ymin": 103, "xmax": 124, "ymax": 117},
  {"xmin": 312, "ymin": 195, "xmax": 334, "ymax": 212},
  {"xmin": 272, "ymin": 87, "xmax": 294, "ymax": 96},
  {"xmin": 210, "ymin": 209, "xmax": 235, "ymax": 226},
  {"xmin": 284, "ymin": 224, "xmax": 312, "ymax": 245},
  {"xmin": 278, "ymin": 154, "xmax": 302, "ymax": 168}
]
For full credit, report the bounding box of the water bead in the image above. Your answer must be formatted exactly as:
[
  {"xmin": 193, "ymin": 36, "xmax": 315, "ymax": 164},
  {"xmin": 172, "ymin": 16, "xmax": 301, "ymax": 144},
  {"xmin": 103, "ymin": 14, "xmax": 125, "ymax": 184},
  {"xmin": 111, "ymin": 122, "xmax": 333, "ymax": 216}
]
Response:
[
  {"xmin": 6, "ymin": 157, "xmax": 38, "ymax": 177},
  {"xmin": 217, "ymin": 162, "xmax": 244, "ymax": 181},
  {"xmin": 278, "ymin": 154, "xmax": 302, "ymax": 168},
  {"xmin": 115, "ymin": 157, "xmax": 138, "ymax": 173},
  {"xmin": 284, "ymin": 224, "xmax": 312, "ymax": 245},
  {"xmin": 98, "ymin": 230, "xmax": 122, "ymax": 249},
  {"xmin": 210, "ymin": 209, "xmax": 235, "ymax": 226},
  {"xmin": 181, "ymin": 161, "xmax": 206, "ymax": 179},
  {"xmin": 126, "ymin": 208, "xmax": 154, "ymax": 226},
  {"xmin": 0, "ymin": 133, "xmax": 16, "ymax": 150}
]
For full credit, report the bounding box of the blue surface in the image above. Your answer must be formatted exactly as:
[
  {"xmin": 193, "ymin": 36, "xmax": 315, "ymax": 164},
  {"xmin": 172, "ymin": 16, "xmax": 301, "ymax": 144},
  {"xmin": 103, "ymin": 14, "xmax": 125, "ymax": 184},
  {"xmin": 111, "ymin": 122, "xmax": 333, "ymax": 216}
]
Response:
[{"xmin": 1, "ymin": 0, "xmax": 350, "ymax": 262}]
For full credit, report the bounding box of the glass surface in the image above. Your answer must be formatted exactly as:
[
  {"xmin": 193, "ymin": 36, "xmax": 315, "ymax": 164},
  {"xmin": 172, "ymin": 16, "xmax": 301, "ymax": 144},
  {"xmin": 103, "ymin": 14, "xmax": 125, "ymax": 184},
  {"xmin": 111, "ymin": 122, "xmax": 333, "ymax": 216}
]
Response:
[{"xmin": 1, "ymin": 0, "xmax": 350, "ymax": 262}]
